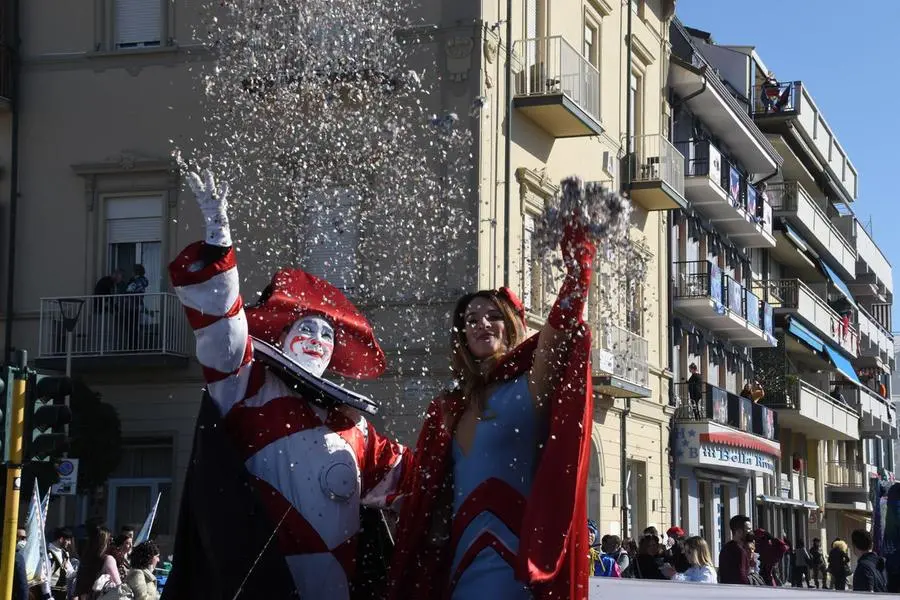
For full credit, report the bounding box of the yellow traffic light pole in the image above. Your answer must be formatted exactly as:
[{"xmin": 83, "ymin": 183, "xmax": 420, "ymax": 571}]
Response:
[{"xmin": 0, "ymin": 364, "xmax": 26, "ymax": 599}]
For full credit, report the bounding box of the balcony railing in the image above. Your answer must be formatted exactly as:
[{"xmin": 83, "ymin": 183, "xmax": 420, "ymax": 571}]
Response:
[
  {"xmin": 834, "ymin": 216, "xmax": 893, "ymax": 296},
  {"xmin": 38, "ymin": 293, "xmax": 192, "ymax": 359},
  {"xmin": 673, "ymin": 381, "xmax": 776, "ymax": 440},
  {"xmin": 763, "ymin": 279, "xmax": 858, "ymax": 357},
  {"xmin": 675, "ymin": 139, "xmax": 774, "ymax": 236},
  {"xmin": 857, "ymin": 306, "xmax": 893, "ymax": 364},
  {"xmin": 513, "ymin": 36, "xmax": 601, "ymax": 124},
  {"xmin": 631, "ymin": 134, "xmax": 685, "ymax": 196},
  {"xmin": 673, "ymin": 260, "xmax": 724, "ymax": 304},
  {"xmin": 825, "ymin": 460, "xmax": 867, "ymax": 489},
  {"xmin": 595, "ymin": 321, "xmax": 649, "ymax": 390},
  {"xmin": 767, "ymin": 181, "xmax": 856, "ymax": 277}
]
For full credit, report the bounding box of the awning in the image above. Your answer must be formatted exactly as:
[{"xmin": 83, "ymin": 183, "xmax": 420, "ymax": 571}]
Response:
[
  {"xmin": 822, "ymin": 343, "xmax": 862, "ymax": 386},
  {"xmin": 782, "ymin": 222, "xmax": 810, "ymax": 254},
  {"xmin": 819, "ymin": 260, "xmax": 857, "ymax": 308},
  {"xmin": 787, "ymin": 319, "xmax": 825, "ymax": 353},
  {"xmin": 757, "ymin": 495, "xmax": 818, "ymax": 510}
]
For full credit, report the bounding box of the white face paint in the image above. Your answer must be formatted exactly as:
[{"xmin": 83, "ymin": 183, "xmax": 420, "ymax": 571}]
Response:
[{"xmin": 282, "ymin": 316, "xmax": 335, "ymax": 377}]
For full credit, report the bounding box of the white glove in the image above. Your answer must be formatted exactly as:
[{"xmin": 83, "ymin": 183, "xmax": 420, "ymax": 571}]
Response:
[{"xmin": 186, "ymin": 169, "xmax": 232, "ymax": 247}]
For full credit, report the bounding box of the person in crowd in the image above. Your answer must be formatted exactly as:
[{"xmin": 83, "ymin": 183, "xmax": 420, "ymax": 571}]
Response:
[
  {"xmin": 791, "ymin": 538, "xmax": 811, "ymax": 588},
  {"xmin": 754, "ymin": 528, "xmax": 789, "ymax": 587},
  {"xmin": 851, "ymin": 529, "xmax": 887, "ymax": 592},
  {"xmin": 94, "ymin": 270, "xmax": 124, "ymax": 296},
  {"xmin": 74, "ymin": 525, "xmax": 120, "ymax": 600},
  {"xmin": 15, "ymin": 527, "xmax": 26, "ymax": 551},
  {"xmin": 588, "ymin": 528, "xmax": 619, "ymax": 578},
  {"xmin": 125, "ymin": 265, "xmax": 149, "ymax": 295},
  {"xmin": 588, "ymin": 521, "xmax": 601, "ymax": 576},
  {"xmin": 120, "ymin": 525, "xmax": 135, "ymax": 540},
  {"xmin": 108, "ymin": 534, "xmax": 133, "ymax": 581},
  {"xmin": 831, "ymin": 385, "xmax": 848, "ymax": 406},
  {"xmin": 687, "ymin": 363, "xmax": 703, "ymax": 418},
  {"xmin": 665, "ymin": 527, "xmax": 691, "ymax": 574},
  {"xmin": 751, "ymin": 380, "xmax": 766, "ymax": 403},
  {"xmin": 663, "ymin": 536, "xmax": 716, "ymax": 584},
  {"xmin": 633, "ymin": 534, "xmax": 668, "ymax": 580},
  {"xmin": 740, "ymin": 382, "xmax": 753, "ymax": 400},
  {"xmin": 388, "ymin": 180, "xmax": 596, "ymax": 599},
  {"xmin": 828, "ymin": 538, "xmax": 851, "ymax": 591},
  {"xmin": 602, "ymin": 534, "xmax": 630, "ymax": 575},
  {"xmin": 47, "ymin": 527, "xmax": 76, "ymax": 600},
  {"xmin": 126, "ymin": 541, "xmax": 161, "ymax": 600},
  {"xmin": 12, "ymin": 543, "xmax": 28, "ymax": 600},
  {"xmin": 719, "ymin": 515, "xmax": 752, "ymax": 585},
  {"xmin": 809, "ymin": 537, "xmax": 826, "ymax": 589}
]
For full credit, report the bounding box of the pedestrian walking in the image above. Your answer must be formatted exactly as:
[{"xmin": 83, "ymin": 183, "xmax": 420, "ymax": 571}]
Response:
[
  {"xmin": 791, "ymin": 539, "xmax": 811, "ymax": 588},
  {"xmin": 828, "ymin": 538, "xmax": 851, "ymax": 591},
  {"xmin": 810, "ymin": 538, "xmax": 826, "ymax": 589}
]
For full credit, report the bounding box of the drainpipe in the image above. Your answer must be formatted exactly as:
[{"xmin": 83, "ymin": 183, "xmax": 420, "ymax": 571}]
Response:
[
  {"xmin": 502, "ymin": 0, "xmax": 513, "ymax": 287},
  {"xmin": 624, "ymin": 2, "xmax": 632, "ymax": 192},
  {"xmin": 621, "ymin": 397, "xmax": 632, "ymax": 537},
  {"xmin": 3, "ymin": 0, "xmax": 20, "ymax": 364}
]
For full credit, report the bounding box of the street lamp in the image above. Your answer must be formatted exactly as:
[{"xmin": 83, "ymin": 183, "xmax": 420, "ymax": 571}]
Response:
[
  {"xmin": 56, "ymin": 298, "xmax": 84, "ymax": 379},
  {"xmin": 54, "ymin": 297, "xmax": 83, "ymax": 526}
]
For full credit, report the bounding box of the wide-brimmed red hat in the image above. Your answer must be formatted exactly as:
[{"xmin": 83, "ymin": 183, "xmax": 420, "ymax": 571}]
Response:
[{"xmin": 245, "ymin": 268, "xmax": 385, "ymax": 379}]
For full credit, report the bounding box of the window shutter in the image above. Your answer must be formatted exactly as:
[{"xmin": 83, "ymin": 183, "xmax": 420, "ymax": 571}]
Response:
[
  {"xmin": 105, "ymin": 197, "xmax": 163, "ymax": 243},
  {"xmin": 303, "ymin": 190, "xmax": 359, "ymax": 291},
  {"xmin": 116, "ymin": 0, "xmax": 162, "ymax": 48},
  {"xmin": 522, "ymin": 215, "xmax": 534, "ymax": 311}
]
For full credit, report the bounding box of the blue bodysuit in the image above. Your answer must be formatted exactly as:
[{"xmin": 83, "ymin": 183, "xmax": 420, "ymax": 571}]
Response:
[{"xmin": 450, "ymin": 374, "xmax": 539, "ymax": 599}]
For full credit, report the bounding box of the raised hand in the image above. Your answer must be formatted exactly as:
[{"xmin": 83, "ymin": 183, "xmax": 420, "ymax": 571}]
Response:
[{"xmin": 186, "ymin": 169, "xmax": 232, "ymax": 247}]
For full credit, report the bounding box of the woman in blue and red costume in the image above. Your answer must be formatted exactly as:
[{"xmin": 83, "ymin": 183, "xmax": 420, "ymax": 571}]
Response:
[{"xmin": 388, "ymin": 205, "xmax": 596, "ymax": 599}]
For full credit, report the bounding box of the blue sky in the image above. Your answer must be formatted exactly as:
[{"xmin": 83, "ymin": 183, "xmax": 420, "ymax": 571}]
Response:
[{"xmin": 675, "ymin": 1, "xmax": 900, "ymax": 328}]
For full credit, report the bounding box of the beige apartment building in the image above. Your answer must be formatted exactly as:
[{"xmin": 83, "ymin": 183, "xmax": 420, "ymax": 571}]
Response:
[{"xmin": 0, "ymin": 0, "xmax": 678, "ymax": 548}]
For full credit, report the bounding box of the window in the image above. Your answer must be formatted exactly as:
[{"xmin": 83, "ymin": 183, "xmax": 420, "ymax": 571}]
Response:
[
  {"xmin": 106, "ymin": 438, "xmax": 173, "ymax": 535},
  {"xmin": 523, "ymin": 215, "xmax": 535, "ymax": 311},
  {"xmin": 105, "ymin": 196, "xmax": 163, "ymax": 292},
  {"xmin": 626, "ymin": 459, "xmax": 646, "ymax": 537},
  {"xmin": 629, "ymin": 72, "xmax": 643, "ymax": 149},
  {"xmin": 303, "ymin": 190, "xmax": 359, "ymax": 292},
  {"xmin": 583, "ymin": 22, "xmax": 598, "ymax": 67},
  {"xmin": 114, "ymin": 0, "xmax": 163, "ymax": 49}
]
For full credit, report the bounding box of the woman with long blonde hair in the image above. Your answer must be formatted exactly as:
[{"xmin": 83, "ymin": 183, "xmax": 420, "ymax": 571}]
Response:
[
  {"xmin": 666, "ymin": 536, "xmax": 717, "ymax": 584},
  {"xmin": 388, "ymin": 179, "xmax": 601, "ymax": 600}
]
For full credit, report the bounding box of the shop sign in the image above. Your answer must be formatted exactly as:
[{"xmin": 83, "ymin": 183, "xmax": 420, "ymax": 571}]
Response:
[{"xmin": 678, "ymin": 439, "xmax": 776, "ymax": 476}]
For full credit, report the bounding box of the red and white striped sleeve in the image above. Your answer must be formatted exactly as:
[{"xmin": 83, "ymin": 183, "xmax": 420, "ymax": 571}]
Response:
[
  {"xmin": 169, "ymin": 241, "xmax": 254, "ymax": 413},
  {"xmin": 360, "ymin": 422, "xmax": 413, "ymax": 511}
]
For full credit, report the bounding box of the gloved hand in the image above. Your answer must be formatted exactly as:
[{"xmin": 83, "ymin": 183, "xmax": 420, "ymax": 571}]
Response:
[
  {"xmin": 561, "ymin": 221, "xmax": 596, "ymax": 275},
  {"xmin": 187, "ymin": 169, "xmax": 232, "ymax": 247},
  {"xmin": 548, "ymin": 219, "xmax": 596, "ymax": 331}
]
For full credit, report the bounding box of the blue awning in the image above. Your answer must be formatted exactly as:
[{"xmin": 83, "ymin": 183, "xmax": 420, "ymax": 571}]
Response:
[
  {"xmin": 822, "ymin": 343, "xmax": 862, "ymax": 386},
  {"xmin": 787, "ymin": 319, "xmax": 825, "ymax": 352},
  {"xmin": 819, "ymin": 260, "xmax": 857, "ymax": 308},
  {"xmin": 781, "ymin": 223, "xmax": 810, "ymax": 253}
]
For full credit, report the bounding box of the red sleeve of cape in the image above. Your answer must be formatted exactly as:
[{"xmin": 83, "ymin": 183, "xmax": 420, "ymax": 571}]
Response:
[{"xmin": 386, "ymin": 330, "xmax": 592, "ymax": 600}]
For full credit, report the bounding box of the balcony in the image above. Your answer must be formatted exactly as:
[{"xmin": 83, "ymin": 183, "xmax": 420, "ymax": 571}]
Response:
[
  {"xmin": 592, "ymin": 322, "xmax": 651, "ymax": 398},
  {"xmin": 825, "ymin": 460, "xmax": 867, "ymax": 489},
  {"xmin": 513, "ymin": 36, "xmax": 602, "ymax": 138},
  {"xmin": 765, "ymin": 378, "xmax": 859, "ymax": 440},
  {"xmin": 673, "ymin": 382, "xmax": 777, "ymax": 441},
  {"xmin": 852, "ymin": 386, "xmax": 896, "ymax": 438},
  {"xmin": 834, "ymin": 216, "xmax": 893, "ymax": 302},
  {"xmin": 628, "ymin": 134, "xmax": 688, "ymax": 211},
  {"xmin": 753, "ymin": 80, "xmax": 858, "ymax": 203},
  {"xmin": 673, "ymin": 261, "xmax": 775, "ymax": 347},
  {"xmin": 676, "ymin": 140, "xmax": 775, "ymax": 248},
  {"xmin": 857, "ymin": 306, "xmax": 894, "ymax": 369},
  {"xmin": 763, "ymin": 279, "xmax": 858, "ymax": 358},
  {"xmin": 668, "ymin": 57, "xmax": 780, "ymax": 175},
  {"xmin": 767, "ymin": 181, "xmax": 856, "ymax": 280},
  {"xmin": 37, "ymin": 293, "xmax": 192, "ymax": 371}
]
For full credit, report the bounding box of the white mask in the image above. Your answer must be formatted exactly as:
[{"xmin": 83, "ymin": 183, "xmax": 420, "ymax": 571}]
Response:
[
  {"xmin": 283, "ymin": 316, "xmax": 335, "ymax": 377},
  {"xmin": 16, "ymin": 540, "xmax": 25, "ymax": 551}
]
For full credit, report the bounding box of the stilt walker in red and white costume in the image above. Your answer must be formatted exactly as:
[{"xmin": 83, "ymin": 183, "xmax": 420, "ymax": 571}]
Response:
[{"xmin": 163, "ymin": 169, "xmax": 410, "ymax": 600}]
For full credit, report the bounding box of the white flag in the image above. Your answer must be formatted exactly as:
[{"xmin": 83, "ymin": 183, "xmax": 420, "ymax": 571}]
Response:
[
  {"xmin": 40, "ymin": 490, "xmax": 50, "ymax": 522},
  {"xmin": 23, "ymin": 484, "xmax": 50, "ymax": 585},
  {"xmin": 135, "ymin": 492, "xmax": 162, "ymax": 545}
]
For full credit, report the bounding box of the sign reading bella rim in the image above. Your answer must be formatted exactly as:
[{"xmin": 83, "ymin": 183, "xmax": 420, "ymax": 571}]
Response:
[{"xmin": 675, "ymin": 423, "xmax": 780, "ymax": 477}]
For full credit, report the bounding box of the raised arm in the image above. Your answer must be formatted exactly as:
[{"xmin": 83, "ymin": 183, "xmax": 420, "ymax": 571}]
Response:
[
  {"xmin": 528, "ymin": 222, "xmax": 596, "ymax": 407},
  {"xmin": 169, "ymin": 169, "xmax": 254, "ymax": 414}
]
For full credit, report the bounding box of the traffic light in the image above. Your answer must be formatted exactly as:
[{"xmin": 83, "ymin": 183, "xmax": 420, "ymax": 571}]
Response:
[{"xmin": 24, "ymin": 373, "xmax": 72, "ymax": 461}]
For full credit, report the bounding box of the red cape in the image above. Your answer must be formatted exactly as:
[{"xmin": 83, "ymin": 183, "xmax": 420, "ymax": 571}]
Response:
[{"xmin": 387, "ymin": 327, "xmax": 593, "ymax": 599}]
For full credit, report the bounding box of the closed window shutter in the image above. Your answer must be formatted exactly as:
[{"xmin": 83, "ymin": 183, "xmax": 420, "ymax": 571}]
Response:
[
  {"xmin": 303, "ymin": 190, "xmax": 359, "ymax": 291},
  {"xmin": 116, "ymin": 0, "xmax": 162, "ymax": 48},
  {"xmin": 105, "ymin": 197, "xmax": 163, "ymax": 243},
  {"xmin": 523, "ymin": 215, "xmax": 534, "ymax": 311}
]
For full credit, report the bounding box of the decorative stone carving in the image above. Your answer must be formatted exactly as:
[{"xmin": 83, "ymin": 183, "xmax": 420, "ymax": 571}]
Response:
[{"xmin": 445, "ymin": 36, "xmax": 474, "ymax": 82}]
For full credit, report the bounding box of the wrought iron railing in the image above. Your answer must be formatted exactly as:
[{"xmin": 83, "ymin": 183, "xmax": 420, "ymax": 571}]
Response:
[
  {"xmin": 825, "ymin": 460, "xmax": 867, "ymax": 488},
  {"xmin": 595, "ymin": 321, "xmax": 649, "ymax": 389},
  {"xmin": 763, "ymin": 278, "xmax": 858, "ymax": 356},
  {"xmin": 513, "ymin": 36, "xmax": 601, "ymax": 123},
  {"xmin": 39, "ymin": 293, "xmax": 192, "ymax": 358},
  {"xmin": 630, "ymin": 134, "xmax": 685, "ymax": 196},
  {"xmin": 754, "ymin": 80, "xmax": 799, "ymax": 116},
  {"xmin": 673, "ymin": 260, "xmax": 723, "ymax": 304},
  {"xmin": 673, "ymin": 381, "xmax": 776, "ymax": 439}
]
